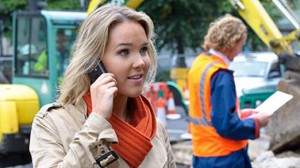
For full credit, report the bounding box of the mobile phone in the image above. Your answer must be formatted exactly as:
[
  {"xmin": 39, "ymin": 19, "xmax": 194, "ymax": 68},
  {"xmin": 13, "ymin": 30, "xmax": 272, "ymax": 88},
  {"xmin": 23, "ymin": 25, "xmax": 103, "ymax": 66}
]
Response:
[{"xmin": 88, "ymin": 62, "xmax": 107, "ymax": 83}]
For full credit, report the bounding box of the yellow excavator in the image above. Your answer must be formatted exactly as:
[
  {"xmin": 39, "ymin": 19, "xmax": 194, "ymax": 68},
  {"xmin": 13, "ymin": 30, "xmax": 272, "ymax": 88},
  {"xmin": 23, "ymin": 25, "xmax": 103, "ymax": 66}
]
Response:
[
  {"xmin": 231, "ymin": 0, "xmax": 300, "ymax": 153},
  {"xmin": 87, "ymin": 0, "xmax": 144, "ymax": 15}
]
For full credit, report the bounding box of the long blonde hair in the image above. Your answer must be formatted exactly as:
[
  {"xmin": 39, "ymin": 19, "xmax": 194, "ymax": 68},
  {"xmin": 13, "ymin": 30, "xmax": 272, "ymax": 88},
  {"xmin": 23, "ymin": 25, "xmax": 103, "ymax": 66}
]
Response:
[
  {"xmin": 202, "ymin": 14, "xmax": 247, "ymax": 51},
  {"xmin": 58, "ymin": 5, "xmax": 157, "ymax": 105}
]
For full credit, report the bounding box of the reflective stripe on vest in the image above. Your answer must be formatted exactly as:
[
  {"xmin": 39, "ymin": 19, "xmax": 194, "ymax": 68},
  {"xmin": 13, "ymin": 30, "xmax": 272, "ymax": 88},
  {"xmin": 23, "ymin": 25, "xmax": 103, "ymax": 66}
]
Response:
[
  {"xmin": 190, "ymin": 60, "xmax": 226, "ymax": 126},
  {"xmin": 197, "ymin": 63, "xmax": 213, "ymax": 126}
]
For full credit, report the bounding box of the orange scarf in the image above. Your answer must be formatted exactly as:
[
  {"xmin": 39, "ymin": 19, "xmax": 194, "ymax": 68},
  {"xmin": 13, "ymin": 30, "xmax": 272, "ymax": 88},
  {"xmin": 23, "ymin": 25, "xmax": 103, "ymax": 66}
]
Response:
[{"xmin": 83, "ymin": 94, "xmax": 157, "ymax": 168}]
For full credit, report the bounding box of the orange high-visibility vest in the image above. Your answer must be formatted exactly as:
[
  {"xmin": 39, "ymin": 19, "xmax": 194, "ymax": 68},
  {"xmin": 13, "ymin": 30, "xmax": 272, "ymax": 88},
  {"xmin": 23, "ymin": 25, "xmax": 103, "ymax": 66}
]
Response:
[{"xmin": 188, "ymin": 53, "xmax": 248, "ymax": 157}]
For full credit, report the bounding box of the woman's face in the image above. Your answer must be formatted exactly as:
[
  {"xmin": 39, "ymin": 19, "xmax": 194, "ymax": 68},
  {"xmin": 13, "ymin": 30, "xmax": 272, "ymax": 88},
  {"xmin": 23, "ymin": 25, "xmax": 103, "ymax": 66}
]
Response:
[{"xmin": 102, "ymin": 20, "xmax": 150, "ymax": 97}]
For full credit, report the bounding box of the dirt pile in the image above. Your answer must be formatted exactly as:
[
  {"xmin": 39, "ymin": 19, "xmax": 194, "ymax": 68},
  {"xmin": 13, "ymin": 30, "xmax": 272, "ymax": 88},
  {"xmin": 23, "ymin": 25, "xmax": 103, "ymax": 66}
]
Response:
[{"xmin": 249, "ymin": 132, "xmax": 300, "ymax": 168}]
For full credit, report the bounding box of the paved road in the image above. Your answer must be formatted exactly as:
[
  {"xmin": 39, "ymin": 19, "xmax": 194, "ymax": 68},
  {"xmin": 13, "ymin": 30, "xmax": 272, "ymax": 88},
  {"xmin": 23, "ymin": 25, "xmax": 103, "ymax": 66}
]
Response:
[{"xmin": 167, "ymin": 106, "xmax": 191, "ymax": 144}]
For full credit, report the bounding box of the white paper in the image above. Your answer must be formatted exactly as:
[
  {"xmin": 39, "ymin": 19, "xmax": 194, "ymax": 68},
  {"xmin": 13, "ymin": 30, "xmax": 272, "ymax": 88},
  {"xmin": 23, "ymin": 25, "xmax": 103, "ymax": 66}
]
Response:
[{"xmin": 255, "ymin": 91, "xmax": 293, "ymax": 115}]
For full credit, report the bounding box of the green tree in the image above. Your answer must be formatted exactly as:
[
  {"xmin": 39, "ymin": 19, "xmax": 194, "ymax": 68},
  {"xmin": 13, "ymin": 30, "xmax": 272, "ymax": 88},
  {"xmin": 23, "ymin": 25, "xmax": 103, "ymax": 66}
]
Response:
[
  {"xmin": 139, "ymin": 0, "xmax": 235, "ymax": 68},
  {"xmin": 0, "ymin": 0, "xmax": 27, "ymax": 38},
  {"xmin": 0, "ymin": 0, "xmax": 27, "ymax": 15},
  {"xmin": 139, "ymin": 1, "xmax": 287, "ymax": 66},
  {"xmin": 44, "ymin": 0, "xmax": 82, "ymax": 10},
  {"xmin": 0, "ymin": 0, "xmax": 83, "ymax": 11},
  {"xmin": 139, "ymin": 1, "xmax": 234, "ymax": 56}
]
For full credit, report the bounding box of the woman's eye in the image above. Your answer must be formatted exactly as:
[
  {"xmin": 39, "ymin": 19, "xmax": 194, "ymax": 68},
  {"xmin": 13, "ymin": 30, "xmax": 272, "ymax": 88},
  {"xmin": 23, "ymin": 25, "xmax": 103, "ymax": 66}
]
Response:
[
  {"xmin": 119, "ymin": 49, "xmax": 129, "ymax": 56},
  {"xmin": 140, "ymin": 47, "xmax": 148, "ymax": 56}
]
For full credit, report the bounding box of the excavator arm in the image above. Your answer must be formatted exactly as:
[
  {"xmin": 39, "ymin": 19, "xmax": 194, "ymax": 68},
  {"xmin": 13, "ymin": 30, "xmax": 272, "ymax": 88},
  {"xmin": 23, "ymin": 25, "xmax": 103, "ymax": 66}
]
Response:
[
  {"xmin": 230, "ymin": 0, "xmax": 300, "ymax": 56},
  {"xmin": 87, "ymin": 0, "xmax": 144, "ymax": 15},
  {"xmin": 231, "ymin": 0, "xmax": 300, "ymax": 153}
]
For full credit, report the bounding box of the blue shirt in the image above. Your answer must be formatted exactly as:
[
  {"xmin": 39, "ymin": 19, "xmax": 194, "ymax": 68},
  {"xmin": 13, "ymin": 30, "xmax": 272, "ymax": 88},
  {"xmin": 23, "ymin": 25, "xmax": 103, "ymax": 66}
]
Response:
[
  {"xmin": 211, "ymin": 70, "xmax": 256, "ymax": 140},
  {"xmin": 193, "ymin": 69, "xmax": 256, "ymax": 168}
]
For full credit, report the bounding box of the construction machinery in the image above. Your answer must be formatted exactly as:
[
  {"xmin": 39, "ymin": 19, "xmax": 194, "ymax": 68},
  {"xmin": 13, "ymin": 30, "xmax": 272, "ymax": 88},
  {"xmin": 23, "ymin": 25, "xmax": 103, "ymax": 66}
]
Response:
[
  {"xmin": 87, "ymin": 0, "xmax": 144, "ymax": 15},
  {"xmin": 0, "ymin": 9, "xmax": 86, "ymax": 162},
  {"xmin": 231, "ymin": 0, "xmax": 300, "ymax": 153}
]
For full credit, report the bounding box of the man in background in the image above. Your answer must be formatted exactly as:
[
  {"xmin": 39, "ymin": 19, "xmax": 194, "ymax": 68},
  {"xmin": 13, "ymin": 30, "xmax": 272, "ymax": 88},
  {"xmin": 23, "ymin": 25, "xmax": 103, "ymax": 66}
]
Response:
[
  {"xmin": 34, "ymin": 29, "xmax": 70, "ymax": 78},
  {"xmin": 188, "ymin": 15, "xmax": 271, "ymax": 168}
]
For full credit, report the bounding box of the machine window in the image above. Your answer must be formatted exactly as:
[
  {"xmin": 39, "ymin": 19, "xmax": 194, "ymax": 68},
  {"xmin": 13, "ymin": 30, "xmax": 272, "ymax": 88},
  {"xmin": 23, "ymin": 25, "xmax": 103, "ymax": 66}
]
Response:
[{"xmin": 15, "ymin": 16, "xmax": 47, "ymax": 77}]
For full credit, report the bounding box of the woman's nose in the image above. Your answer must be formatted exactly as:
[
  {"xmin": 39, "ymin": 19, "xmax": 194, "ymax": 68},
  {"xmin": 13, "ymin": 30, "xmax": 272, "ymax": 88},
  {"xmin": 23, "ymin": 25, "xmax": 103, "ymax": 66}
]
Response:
[{"xmin": 133, "ymin": 54, "xmax": 146, "ymax": 68}]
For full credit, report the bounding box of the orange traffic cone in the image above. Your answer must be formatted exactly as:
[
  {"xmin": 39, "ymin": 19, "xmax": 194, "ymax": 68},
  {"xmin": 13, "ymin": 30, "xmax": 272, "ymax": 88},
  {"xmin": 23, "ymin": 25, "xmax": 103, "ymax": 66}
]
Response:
[
  {"xmin": 156, "ymin": 97, "xmax": 167, "ymax": 126},
  {"xmin": 183, "ymin": 86, "xmax": 189, "ymax": 101},
  {"xmin": 167, "ymin": 92, "xmax": 176, "ymax": 114},
  {"xmin": 166, "ymin": 92, "xmax": 181, "ymax": 120}
]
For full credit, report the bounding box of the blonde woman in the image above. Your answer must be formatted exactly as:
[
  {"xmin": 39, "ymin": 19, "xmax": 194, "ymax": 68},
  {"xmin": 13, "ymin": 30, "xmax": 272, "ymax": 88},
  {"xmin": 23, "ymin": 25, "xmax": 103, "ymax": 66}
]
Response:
[
  {"xmin": 30, "ymin": 5, "xmax": 176, "ymax": 168},
  {"xmin": 188, "ymin": 15, "xmax": 270, "ymax": 168}
]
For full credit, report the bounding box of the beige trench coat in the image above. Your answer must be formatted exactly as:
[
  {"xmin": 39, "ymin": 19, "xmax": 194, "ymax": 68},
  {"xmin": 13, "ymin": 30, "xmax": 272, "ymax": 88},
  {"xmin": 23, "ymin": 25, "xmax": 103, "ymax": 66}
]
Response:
[{"xmin": 29, "ymin": 98, "xmax": 176, "ymax": 168}]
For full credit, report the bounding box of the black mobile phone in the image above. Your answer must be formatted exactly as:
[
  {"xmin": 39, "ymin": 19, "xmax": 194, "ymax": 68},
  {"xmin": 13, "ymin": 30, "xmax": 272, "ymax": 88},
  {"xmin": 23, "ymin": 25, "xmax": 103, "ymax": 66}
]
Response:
[{"xmin": 88, "ymin": 62, "xmax": 107, "ymax": 83}]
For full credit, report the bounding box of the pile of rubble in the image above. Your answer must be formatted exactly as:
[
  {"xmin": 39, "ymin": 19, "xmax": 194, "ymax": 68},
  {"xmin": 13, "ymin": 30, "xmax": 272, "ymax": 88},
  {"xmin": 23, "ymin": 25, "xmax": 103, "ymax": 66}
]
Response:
[
  {"xmin": 172, "ymin": 132, "xmax": 300, "ymax": 168},
  {"xmin": 249, "ymin": 133, "xmax": 300, "ymax": 168},
  {"xmin": 252, "ymin": 151, "xmax": 300, "ymax": 168}
]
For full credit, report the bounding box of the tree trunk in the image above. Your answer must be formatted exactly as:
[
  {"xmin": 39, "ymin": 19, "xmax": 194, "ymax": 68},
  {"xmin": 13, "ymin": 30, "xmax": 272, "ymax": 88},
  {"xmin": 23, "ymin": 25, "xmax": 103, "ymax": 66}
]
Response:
[{"xmin": 174, "ymin": 36, "xmax": 186, "ymax": 68}]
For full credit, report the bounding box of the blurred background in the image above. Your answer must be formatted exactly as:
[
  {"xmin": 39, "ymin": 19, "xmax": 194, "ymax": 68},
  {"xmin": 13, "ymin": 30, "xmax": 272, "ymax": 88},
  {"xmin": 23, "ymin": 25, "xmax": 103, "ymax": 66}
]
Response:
[{"xmin": 1, "ymin": 0, "xmax": 300, "ymax": 167}]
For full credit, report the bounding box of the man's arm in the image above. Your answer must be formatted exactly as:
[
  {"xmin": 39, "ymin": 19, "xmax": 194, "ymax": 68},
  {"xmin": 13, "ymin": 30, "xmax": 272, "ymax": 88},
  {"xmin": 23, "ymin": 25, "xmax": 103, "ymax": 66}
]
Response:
[{"xmin": 210, "ymin": 70, "xmax": 260, "ymax": 140}]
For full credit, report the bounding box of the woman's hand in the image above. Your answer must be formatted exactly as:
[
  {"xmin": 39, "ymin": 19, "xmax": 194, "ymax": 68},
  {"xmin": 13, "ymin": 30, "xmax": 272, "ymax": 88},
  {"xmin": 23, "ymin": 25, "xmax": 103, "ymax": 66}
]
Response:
[{"xmin": 90, "ymin": 73, "xmax": 118, "ymax": 119}]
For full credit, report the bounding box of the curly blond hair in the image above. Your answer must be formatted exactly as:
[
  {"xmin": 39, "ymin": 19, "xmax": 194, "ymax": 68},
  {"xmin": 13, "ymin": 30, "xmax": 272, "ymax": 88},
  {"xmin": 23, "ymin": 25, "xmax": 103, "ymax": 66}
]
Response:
[
  {"xmin": 202, "ymin": 14, "xmax": 247, "ymax": 51},
  {"xmin": 57, "ymin": 5, "xmax": 157, "ymax": 105}
]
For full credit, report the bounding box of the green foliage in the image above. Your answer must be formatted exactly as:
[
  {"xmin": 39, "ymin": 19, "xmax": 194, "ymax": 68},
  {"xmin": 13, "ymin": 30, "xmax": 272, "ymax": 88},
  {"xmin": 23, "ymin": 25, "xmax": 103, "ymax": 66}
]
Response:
[
  {"xmin": 261, "ymin": 0, "xmax": 283, "ymax": 21},
  {"xmin": 139, "ymin": 0, "xmax": 235, "ymax": 54},
  {"xmin": 45, "ymin": 0, "xmax": 82, "ymax": 10},
  {"xmin": 0, "ymin": 0, "xmax": 27, "ymax": 38},
  {"xmin": 0, "ymin": 0, "xmax": 27, "ymax": 15},
  {"xmin": 138, "ymin": 0, "xmax": 288, "ymax": 54},
  {"xmin": 156, "ymin": 70, "xmax": 171, "ymax": 82}
]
